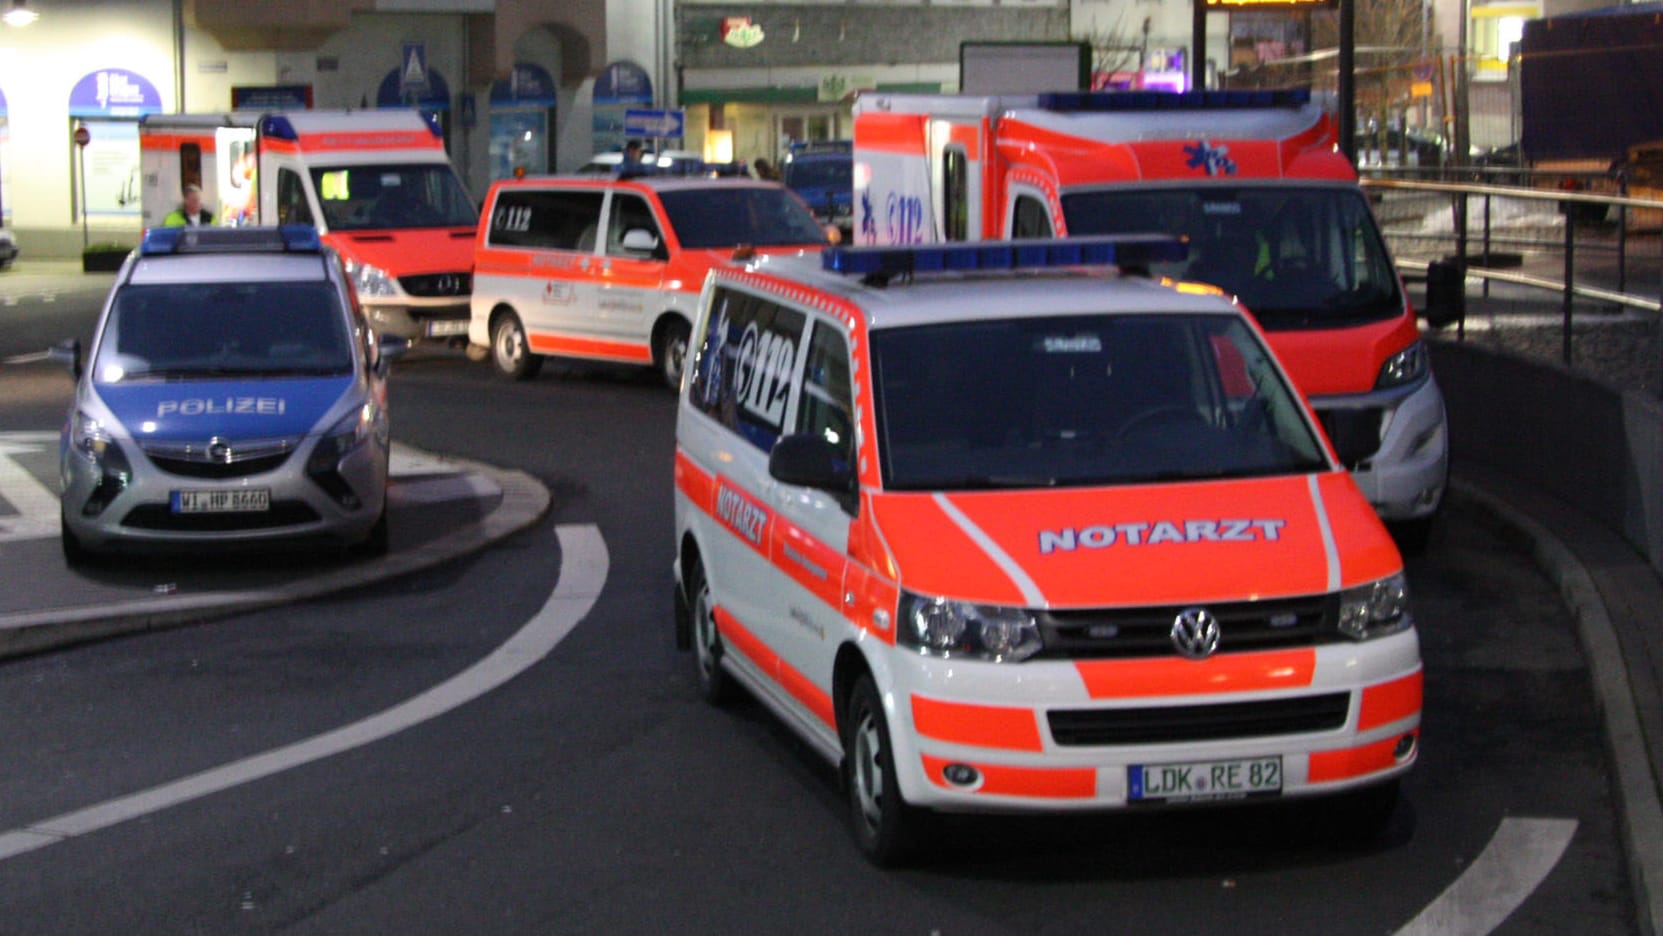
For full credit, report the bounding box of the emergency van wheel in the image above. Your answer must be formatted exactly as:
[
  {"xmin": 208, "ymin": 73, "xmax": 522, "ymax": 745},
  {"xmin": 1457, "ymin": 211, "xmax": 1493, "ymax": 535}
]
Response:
[
  {"xmin": 688, "ymin": 564, "xmax": 735, "ymax": 705},
  {"xmin": 491, "ymin": 312, "xmax": 543, "ymax": 381},
  {"xmin": 655, "ymin": 318, "xmax": 691, "ymax": 390},
  {"xmin": 843, "ymin": 674, "xmax": 920, "ymax": 866}
]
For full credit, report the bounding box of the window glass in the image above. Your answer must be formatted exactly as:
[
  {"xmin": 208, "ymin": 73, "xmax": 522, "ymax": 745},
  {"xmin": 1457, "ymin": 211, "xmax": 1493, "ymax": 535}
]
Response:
[
  {"xmin": 278, "ymin": 168, "xmax": 313, "ymax": 226},
  {"xmin": 689, "ymin": 287, "xmax": 807, "ymax": 453},
  {"xmin": 1012, "ymin": 195, "xmax": 1053, "ymax": 238},
  {"xmin": 656, "ymin": 187, "xmax": 827, "ymax": 248},
  {"xmin": 488, "ymin": 190, "xmax": 606, "ymax": 251},
  {"xmin": 607, "ymin": 193, "xmax": 666, "ymax": 259},
  {"xmin": 943, "ymin": 147, "xmax": 969, "ymax": 242},
  {"xmin": 309, "ymin": 163, "xmax": 477, "ymax": 231},
  {"xmin": 795, "ymin": 321, "xmax": 854, "ymax": 465}
]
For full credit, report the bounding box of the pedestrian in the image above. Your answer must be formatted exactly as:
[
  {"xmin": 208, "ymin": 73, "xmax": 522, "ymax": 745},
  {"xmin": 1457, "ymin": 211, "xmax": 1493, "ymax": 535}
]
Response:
[
  {"xmin": 754, "ymin": 158, "xmax": 781, "ymax": 181},
  {"xmin": 163, "ymin": 184, "xmax": 214, "ymax": 227},
  {"xmin": 624, "ymin": 139, "xmax": 644, "ymax": 164}
]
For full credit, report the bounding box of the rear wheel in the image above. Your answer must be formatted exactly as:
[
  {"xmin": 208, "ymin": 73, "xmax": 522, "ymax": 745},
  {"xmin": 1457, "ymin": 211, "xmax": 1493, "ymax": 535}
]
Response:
[
  {"xmin": 843, "ymin": 674, "xmax": 922, "ymax": 866},
  {"xmin": 655, "ymin": 318, "xmax": 691, "ymax": 390},
  {"xmin": 491, "ymin": 311, "xmax": 543, "ymax": 381}
]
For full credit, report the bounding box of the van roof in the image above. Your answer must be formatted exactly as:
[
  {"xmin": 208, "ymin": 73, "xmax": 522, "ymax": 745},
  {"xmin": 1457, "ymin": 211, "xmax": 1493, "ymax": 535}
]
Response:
[{"xmin": 490, "ymin": 175, "xmax": 780, "ymax": 194}]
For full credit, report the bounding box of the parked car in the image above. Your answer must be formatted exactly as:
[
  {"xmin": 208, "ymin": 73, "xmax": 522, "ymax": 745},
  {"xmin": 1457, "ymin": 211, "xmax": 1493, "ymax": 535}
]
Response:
[
  {"xmin": 54, "ymin": 225, "xmax": 403, "ymax": 563},
  {"xmin": 781, "ymin": 141, "xmax": 853, "ymax": 240},
  {"xmin": 1355, "ymin": 127, "xmax": 1447, "ymax": 169}
]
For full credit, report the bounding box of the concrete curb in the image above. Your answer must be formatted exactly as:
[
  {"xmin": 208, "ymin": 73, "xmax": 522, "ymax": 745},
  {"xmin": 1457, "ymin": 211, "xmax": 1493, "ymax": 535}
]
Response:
[
  {"xmin": 1454, "ymin": 479, "xmax": 1663, "ymax": 936},
  {"xmin": 0, "ymin": 447, "xmax": 552, "ymax": 661}
]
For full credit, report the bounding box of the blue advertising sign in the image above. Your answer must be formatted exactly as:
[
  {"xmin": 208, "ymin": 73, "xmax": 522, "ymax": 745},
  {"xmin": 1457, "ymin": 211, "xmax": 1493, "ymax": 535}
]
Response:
[
  {"xmin": 68, "ymin": 69, "xmax": 163, "ymax": 118},
  {"xmin": 595, "ymin": 61, "xmax": 653, "ymax": 106},
  {"xmin": 491, "ymin": 63, "xmax": 558, "ymax": 107},
  {"xmin": 231, "ymin": 85, "xmax": 313, "ymax": 110},
  {"xmin": 624, "ymin": 108, "xmax": 684, "ymax": 138},
  {"xmin": 377, "ymin": 66, "xmax": 450, "ymax": 110}
]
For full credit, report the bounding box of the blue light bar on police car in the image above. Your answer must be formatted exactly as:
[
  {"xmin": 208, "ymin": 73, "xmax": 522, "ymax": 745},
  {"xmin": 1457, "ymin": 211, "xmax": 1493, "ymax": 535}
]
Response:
[
  {"xmin": 140, "ymin": 225, "xmax": 323, "ymax": 256},
  {"xmin": 821, "ymin": 235, "xmax": 1187, "ymax": 278},
  {"xmin": 1038, "ymin": 89, "xmax": 1311, "ymax": 113}
]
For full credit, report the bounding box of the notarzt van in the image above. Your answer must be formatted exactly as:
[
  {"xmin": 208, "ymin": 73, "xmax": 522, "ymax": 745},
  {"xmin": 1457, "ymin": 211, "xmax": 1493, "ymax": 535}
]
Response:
[
  {"xmin": 468, "ymin": 175, "xmax": 828, "ymax": 388},
  {"xmin": 673, "ymin": 238, "xmax": 1422, "ymax": 864}
]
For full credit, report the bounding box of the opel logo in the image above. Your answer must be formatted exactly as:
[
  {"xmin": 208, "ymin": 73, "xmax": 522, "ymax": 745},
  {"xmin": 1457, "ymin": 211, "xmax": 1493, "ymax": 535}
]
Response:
[
  {"xmin": 1171, "ymin": 608, "xmax": 1221, "ymax": 660},
  {"xmin": 207, "ymin": 438, "xmax": 233, "ymax": 464}
]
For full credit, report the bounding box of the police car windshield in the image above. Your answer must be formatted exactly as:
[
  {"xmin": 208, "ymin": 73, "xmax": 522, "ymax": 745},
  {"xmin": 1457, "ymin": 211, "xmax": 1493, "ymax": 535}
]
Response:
[
  {"xmin": 656, "ymin": 187, "xmax": 829, "ymax": 248},
  {"xmin": 1060, "ymin": 187, "xmax": 1403, "ymax": 329},
  {"xmin": 94, "ymin": 281, "xmax": 355, "ymax": 383},
  {"xmin": 870, "ymin": 313, "xmax": 1329, "ymax": 491},
  {"xmin": 310, "ymin": 164, "xmax": 477, "ymax": 231}
]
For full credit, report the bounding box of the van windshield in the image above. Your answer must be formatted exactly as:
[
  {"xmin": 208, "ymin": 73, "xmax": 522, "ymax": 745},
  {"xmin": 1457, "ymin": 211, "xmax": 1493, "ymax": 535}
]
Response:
[
  {"xmin": 310, "ymin": 163, "xmax": 477, "ymax": 231},
  {"xmin": 869, "ymin": 313, "xmax": 1328, "ymax": 491},
  {"xmin": 656, "ymin": 187, "xmax": 829, "ymax": 248},
  {"xmin": 94, "ymin": 281, "xmax": 354, "ymax": 383},
  {"xmin": 1061, "ymin": 186, "xmax": 1403, "ymax": 330}
]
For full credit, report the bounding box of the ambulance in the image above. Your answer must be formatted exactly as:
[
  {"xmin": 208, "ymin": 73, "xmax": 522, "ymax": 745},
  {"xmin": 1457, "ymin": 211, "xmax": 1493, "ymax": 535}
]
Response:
[
  {"xmin": 672, "ymin": 237, "xmax": 1422, "ymax": 864},
  {"xmin": 852, "ymin": 90, "xmax": 1451, "ymax": 548},
  {"xmin": 140, "ymin": 109, "xmax": 477, "ymax": 341}
]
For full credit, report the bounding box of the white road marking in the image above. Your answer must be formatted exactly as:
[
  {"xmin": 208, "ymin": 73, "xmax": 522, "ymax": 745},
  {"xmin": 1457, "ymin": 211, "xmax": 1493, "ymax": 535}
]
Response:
[
  {"xmin": 1394, "ymin": 817, "xmax": 1579, "ymax": 935},
  {"xmin": 2, "ymin": 351, "xmax": 52, "ymax": 364},
  {"xmin": 0, "ymin": 523, "xmax": 608, "ymax": 863},
  {"xmin": 0, "ymin": 435, "xmax": 62, "ymax": 542}
]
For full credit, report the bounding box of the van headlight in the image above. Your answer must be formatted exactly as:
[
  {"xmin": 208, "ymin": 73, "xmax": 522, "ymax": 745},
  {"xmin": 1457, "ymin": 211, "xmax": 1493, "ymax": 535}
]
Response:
[
  {"xmin": 1376, "ymin": 341, "xmax": 1429, "ymax": 389},
  {"xmin": 1338, "ymin": 572, "xmax": 1413, "ymax": 640},
  {"xmin": 897, "ymin": 592, "xmax": 1043, "ymax": 662},
  {"xmin": 344, "ymin": 258, "xmax": 398, "ymax": 299}
]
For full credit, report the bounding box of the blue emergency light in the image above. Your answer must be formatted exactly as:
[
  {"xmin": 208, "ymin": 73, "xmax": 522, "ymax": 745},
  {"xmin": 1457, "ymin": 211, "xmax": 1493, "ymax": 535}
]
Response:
[
  {"xmin": 1038, "ymin": 89, "xmax": 1311, "ymax": 113},
  {"xmin": 821, "ymin": 235, "xmax": 1187, "ymax": 280},
  {"xmin": 140, "ymin": 225, "xmax": 323, "ymax": 256}
]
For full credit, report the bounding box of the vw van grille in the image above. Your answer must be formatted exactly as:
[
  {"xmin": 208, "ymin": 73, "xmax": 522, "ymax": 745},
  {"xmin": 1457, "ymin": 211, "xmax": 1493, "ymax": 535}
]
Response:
[
  {"xmin": 1048, "ymin": 692, "xmax": 1351, "ymax": 746},
  {"xmin": 400, "ymin": 272, "xmax": 472, "ymax": 297},
  {"xmin": 142, "ymin": 438, "xmax": 298, "ymax": 479},
  {"xmin": 1036, "ymin": 595, "xmax": 1337, "ymax": 659},
  {"xmin": 121, "ymin": 501, "xmax": 320, "ymax": 531}
]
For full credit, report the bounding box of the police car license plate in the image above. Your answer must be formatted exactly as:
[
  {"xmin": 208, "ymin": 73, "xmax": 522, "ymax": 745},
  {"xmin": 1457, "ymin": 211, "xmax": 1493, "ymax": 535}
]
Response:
[
  {"xmin": 171, "ymin": 489, "xmax": 271, "ymax": 514},
  {"xmin": 425, "ymin": 320, "xmax": 469, "ymax": 337},
  {"xmin": 1129, "ymin": 756, "xmax": 1282, "ymax": 802}
]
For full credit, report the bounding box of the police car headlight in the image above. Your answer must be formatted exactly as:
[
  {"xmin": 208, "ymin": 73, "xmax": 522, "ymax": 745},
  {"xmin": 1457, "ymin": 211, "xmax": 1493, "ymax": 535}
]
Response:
[
  {"xmin": 344, "ymin": 258, "xmax": 398, "ymax": 299},
  {"xmin": 1338, "ymin": 572, "xmax": 1413, "ymax": 640},
  {"xmin": 71, "ymin": 410, "xmax": 115, "ymax": 459},
  {"xmin": 897, "ymin": 592, "xmax": 1043, "ymax": 662},
  {"xmin": 1375, "ymin": 341, "xmax": 1429, "ymax": 389}
]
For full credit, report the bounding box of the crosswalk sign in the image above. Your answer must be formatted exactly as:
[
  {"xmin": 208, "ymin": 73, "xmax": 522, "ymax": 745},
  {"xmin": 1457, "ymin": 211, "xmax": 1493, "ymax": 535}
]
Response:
[{"xmin": 400, "ymin": 41, "xmax": 428, "ymax": 96}]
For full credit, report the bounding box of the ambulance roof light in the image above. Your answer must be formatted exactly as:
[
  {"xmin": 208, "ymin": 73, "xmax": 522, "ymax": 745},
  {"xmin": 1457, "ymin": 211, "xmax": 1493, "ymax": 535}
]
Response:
[
  {"xmin": 1038, "ymin": 89, "xmax": 1311, "ymax": 113},
  {"xmin": 141, "ymin": 225, "xmax": 323, "ymax": 256},
  {"xmin": 261, "ymin": 115, "xmax": 298, "ymax": 140},
  {"xmin": 820, "ymin": 235, "xmax": 1187, "ymax": 283}
]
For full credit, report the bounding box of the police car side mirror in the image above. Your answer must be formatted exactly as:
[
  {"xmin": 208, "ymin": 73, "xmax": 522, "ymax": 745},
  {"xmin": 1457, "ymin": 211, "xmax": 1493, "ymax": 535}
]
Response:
[
  {"xmin": 769, "ymin": 433, "xmax": 855, "ymax": 499},
  {"xmin": 49, "ymin": 338, "xmax": 82, "ymax": 380},
  {"xmin": 1422, "ymin": 260, "xmax": 1465, "ymax": 329}
]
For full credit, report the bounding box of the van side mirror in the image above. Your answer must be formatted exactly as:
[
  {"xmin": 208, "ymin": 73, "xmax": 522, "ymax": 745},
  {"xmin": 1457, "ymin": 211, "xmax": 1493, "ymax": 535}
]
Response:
[
  {"xmin": 769, "ymin": 433, "xmax": 856, "ymax": 507},
  {"xmin": 48, "ymin": 339, "xmax": 82, "ymax": 379},
  {"xmin": 621, "ymin": 229, "xmax": 660, "ymax": 253},
  {"xmin": 1422, "ymin": 260, "xmax": 1465, "ymax": 329}
]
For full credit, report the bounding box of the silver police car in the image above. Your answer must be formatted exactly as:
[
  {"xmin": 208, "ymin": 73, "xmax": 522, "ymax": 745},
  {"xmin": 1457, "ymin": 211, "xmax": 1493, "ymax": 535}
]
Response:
[{"xmin": 56, "ymin": 226, "xmax": 402, "ymax": 563}]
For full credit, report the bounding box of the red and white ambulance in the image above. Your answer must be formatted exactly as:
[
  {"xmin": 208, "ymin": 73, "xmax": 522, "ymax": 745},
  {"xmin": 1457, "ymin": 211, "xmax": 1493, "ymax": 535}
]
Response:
[
  {"xmin": 140, "ymin": 110, "xmax": 477, "ymax": 341},
  {"xmin": 852, "ymin": 90, "xmax": 1451, "ymax": 547},
  {"xmin": 673, "ymin": 237, "xmax": 1422, "ymax": 864}
]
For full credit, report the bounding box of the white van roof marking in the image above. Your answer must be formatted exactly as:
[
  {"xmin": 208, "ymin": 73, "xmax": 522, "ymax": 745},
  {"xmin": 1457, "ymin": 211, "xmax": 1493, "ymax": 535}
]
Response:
[{"xmin": 1306, "ymin": 474, "xmax": 1341, "ymax": 592}]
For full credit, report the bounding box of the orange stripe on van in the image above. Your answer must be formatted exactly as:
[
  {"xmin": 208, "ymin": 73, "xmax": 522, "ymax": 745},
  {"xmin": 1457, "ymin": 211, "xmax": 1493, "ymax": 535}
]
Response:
[
  {"xmin": 1307, "ymin": 732, "xmax": 1412, "ymax": 783},
  {"xmin": 853, "ymin": 112, "xmax": 928, "ymax": 154},
  {"xmin": 921, "ymin": 756, "xmax": 1096, "ymax": 799},
  {"xmin": 526, "ymin": 333, "xmax": 653, "ymax": 364},
  {"xmin": 911, "ymin": 695, "xmax": 1043, "ymax": 752},
  {"xmin": 1357, "ymin": 671, "xmax": 1422, "ymax": 732},
  {"xmin": 714, "ymin": 607, "xmax": 836, "ymax": 728},
  {"xmin": 140, "ymin": 133, "xmax": 217, "ymax": 152},
  {"xmin": 1074, "ymin": 649, "xmax": 1317, "ymax": 699},
  {"xmin": 292, "ymin": 131, "xmax": 444, "ymax": 152},
  {"xmin": 674, "ymin": 448, "xmax": 716, "ymax": 514}
]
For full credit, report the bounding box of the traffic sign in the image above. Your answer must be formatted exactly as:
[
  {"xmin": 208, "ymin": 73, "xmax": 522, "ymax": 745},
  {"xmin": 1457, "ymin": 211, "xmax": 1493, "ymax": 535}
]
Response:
[
  {"xmin": 73, "ymin": 125, "xmax": 90, "ymax": 147},
  {"xmin": 623, "ymin": 108, "xmax": 685, "ymax": 139},
  {"xmin": 400, "ymin": 41, "xmax": 428, "ymax": 96}
]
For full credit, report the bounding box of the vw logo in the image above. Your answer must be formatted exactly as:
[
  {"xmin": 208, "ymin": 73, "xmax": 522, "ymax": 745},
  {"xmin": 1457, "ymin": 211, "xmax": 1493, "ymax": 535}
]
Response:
[
  {"xmin": 1171, "ymin": 608, "xmax": 1221, "ymax": 660},
  {"xmin": 207, "ymin": 438, "xmax": 233, "ymax": 463}
]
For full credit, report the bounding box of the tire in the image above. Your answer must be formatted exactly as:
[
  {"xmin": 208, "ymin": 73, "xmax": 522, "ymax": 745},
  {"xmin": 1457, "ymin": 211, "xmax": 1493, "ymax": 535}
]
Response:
[
  {"xmin": 687, "ymin": 563, "xmax": 735, "ymax": 705},
  {"xmin": 843, "ymin": 674, "xmax": 923, "ymax": 866},
  {"xmin": 490, "ymin": 311, "xmax": 543, "ymax": 381},
  {"xmin": 655, "ymin": 317, "xmax": 692, "ymax": 391}
]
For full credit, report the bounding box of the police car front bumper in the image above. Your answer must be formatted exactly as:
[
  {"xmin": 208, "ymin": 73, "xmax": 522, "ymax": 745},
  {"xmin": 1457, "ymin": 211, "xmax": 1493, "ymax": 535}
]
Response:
[{"xmin": 877, "ymin": 630, "xmax": 1422, "ymax": 813}]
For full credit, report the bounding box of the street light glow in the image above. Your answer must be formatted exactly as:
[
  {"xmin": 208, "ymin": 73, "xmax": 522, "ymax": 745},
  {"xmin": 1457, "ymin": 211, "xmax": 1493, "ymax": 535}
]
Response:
[{"xmin": 3, "ymin": 1, "xmax": 37, "ymax": 27}]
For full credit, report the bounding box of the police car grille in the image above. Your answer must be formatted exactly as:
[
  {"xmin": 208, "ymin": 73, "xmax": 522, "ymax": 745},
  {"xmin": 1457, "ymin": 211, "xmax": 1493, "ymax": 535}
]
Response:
[
  {"xmin": 142, "ymin": 439, "xmax": 297, "ymax": 479},
  {"xmin": 399, "ymin": 272, "xmax": 472, "ymax": 297},
  {"xmin": 1048, "ymin": 692, "xmax": 1351, "ymax": 746},
  {"xmin": 120, "ymin": 501, "xmax": 321, "ymax": 532},
  {"xmin": 1036, "ymin": 595, "xmax": 1337, "ymax": 659}
]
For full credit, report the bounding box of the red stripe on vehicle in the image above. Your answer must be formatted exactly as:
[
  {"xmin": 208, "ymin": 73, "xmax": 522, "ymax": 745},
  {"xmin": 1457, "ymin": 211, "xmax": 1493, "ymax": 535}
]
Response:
[
  {"xmin": 674, "ymin": 449, "xmax": 716, "ymax": 515},
  {"xmin": 911, "ymin": 695, "xmax": 1043, "ymax": 752},
  {"xmin": 1074, "ymin": 649, "xmax": 1317, "ymax": 699},
  {"xmin": 1357, "ymin": 670, "xmax": 1423, "ymax": 732},
  {"xmin": 1307, "ymin": 733, "xmax": 1413, "ymax": 783},
  {"xmin": 526, "ymin": 333, "xmax": 654, "ymax": 364},
  {"xmin": 714, "ymin": 607, "xmax": 836, "ymax": 728},
  {"xmin": 771, "ymin": 516, "xmax": 847, "ymax": 610},
  {"xmin": 922, "ymin": 756, "xmax": 1096, "ymax": 799}
]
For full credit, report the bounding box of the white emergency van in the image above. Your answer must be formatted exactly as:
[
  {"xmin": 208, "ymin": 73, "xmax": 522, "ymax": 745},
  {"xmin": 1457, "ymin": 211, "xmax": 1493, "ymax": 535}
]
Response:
[
  {"xmin": 673, "ymin": 237, "xmax": 1423, "ymax": 864},
  {"xmin": 140, "ymin": 110, "xmax": 477, "ymax": 341}
]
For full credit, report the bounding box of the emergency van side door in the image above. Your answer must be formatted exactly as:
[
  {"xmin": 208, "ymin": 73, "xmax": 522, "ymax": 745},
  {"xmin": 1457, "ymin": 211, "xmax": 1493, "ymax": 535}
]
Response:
[
  {"xmin": 928, "ymin": 120, "xmax": 982, "ymax": 242},
  {"xmin": 597, "ymin": 191, "xmax": 669, "ymax": 345},
  {"xmin": 481, "ymin": 187, "xmax": 607, "ymax": 348}
]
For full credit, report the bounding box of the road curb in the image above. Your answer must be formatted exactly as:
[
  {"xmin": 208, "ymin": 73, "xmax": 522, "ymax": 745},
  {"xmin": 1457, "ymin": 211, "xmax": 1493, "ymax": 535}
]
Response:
[
  {"xmin": 1454, "ymin": 479, "xmax": 1663, "ymax": 936},
  {"xmin": 0, "ymin": 447, "xmax": 552, "ymax": 661}
]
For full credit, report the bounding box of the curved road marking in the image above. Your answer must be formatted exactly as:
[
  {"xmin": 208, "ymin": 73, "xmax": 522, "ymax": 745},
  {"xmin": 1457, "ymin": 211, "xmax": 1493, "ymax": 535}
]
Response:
[
  {"xmin": 0, "ymin": 523, "xmax": 608, "ymax": 862},
  {"xmin": 1395, "ymin": 817, "xmax": 1579, "ymax": 935}
]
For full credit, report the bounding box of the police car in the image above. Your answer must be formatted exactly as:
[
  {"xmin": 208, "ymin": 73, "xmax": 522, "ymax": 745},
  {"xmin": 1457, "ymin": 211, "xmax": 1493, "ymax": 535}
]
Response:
[
  {"xmin": 672, "ymin": 237, "xmax": 1422, "ymax": 864},
  {"xmin": 56, "ymin": 226, "xmax": 400, "ymax": 563}
]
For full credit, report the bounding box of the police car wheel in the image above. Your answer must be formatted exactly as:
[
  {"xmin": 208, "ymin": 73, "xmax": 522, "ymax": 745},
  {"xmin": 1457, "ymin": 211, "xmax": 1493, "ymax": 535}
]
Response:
[
  {"xmin": 655, "ymin": 319, "xmax": 691, "ymax": 390},
  {"xmin": 689, "ymin": 564, "xmax": 735, "ymax": 704},
  {"xmin": 843, "ymin": 674, "xmax": 920, "ymax": 866},
  {"xmin": 491, "ymin": 312, "xmax": 543, "ymax": 381}
]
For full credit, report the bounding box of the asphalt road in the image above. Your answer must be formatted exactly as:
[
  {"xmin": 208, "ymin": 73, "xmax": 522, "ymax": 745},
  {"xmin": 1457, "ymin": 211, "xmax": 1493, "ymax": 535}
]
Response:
[{"xmin": 0, "ymin": 268, "xmax": 1639, "ymax": 933}]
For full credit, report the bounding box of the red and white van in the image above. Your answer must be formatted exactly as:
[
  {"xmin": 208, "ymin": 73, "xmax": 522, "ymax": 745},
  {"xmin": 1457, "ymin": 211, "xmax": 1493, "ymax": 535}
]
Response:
[
  {"xmin": 673, "ymin": 238, "xmax": 1422, "ymax": 864},
  {"xmin": 141, "ymin": 110, "xmax": 477, "ymax": 341},
  {"xmin": 852, "ymin": 90, "xmax": 1451, "ymax": 547}
]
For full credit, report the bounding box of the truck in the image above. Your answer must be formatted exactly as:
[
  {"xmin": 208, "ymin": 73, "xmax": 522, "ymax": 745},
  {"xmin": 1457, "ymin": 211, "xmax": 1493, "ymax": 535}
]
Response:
[
  {"xmin": 140, "ymin": 109, "xmax": 478, "ymax": 341},
  {"xmin": 851, "ymin": 89, "xmax": 1453, "ymax": 548}
]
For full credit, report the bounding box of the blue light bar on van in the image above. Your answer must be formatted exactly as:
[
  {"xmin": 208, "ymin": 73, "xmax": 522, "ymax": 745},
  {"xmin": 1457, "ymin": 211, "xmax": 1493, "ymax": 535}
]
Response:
[
  {"xmin": 821, "ymin": 235, "xmax": 1187, "ymax": 278},
  {"xmin": 261, "ymin": 115, "xmax": 298, "ymax": 140},
  {"xmin": 1038, "ymin": 89, "xmax": 1311, "ymax": 112},
  {"xmin": 140, "ymin": 225, "xmax": 323, "ymax": 256}
]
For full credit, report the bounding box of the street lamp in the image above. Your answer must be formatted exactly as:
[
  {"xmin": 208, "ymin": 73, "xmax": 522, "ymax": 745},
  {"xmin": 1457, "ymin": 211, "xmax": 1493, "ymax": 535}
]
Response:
[{"xmin": 3, "ymin": 1, "xmax": 38, "ymax": 27}]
